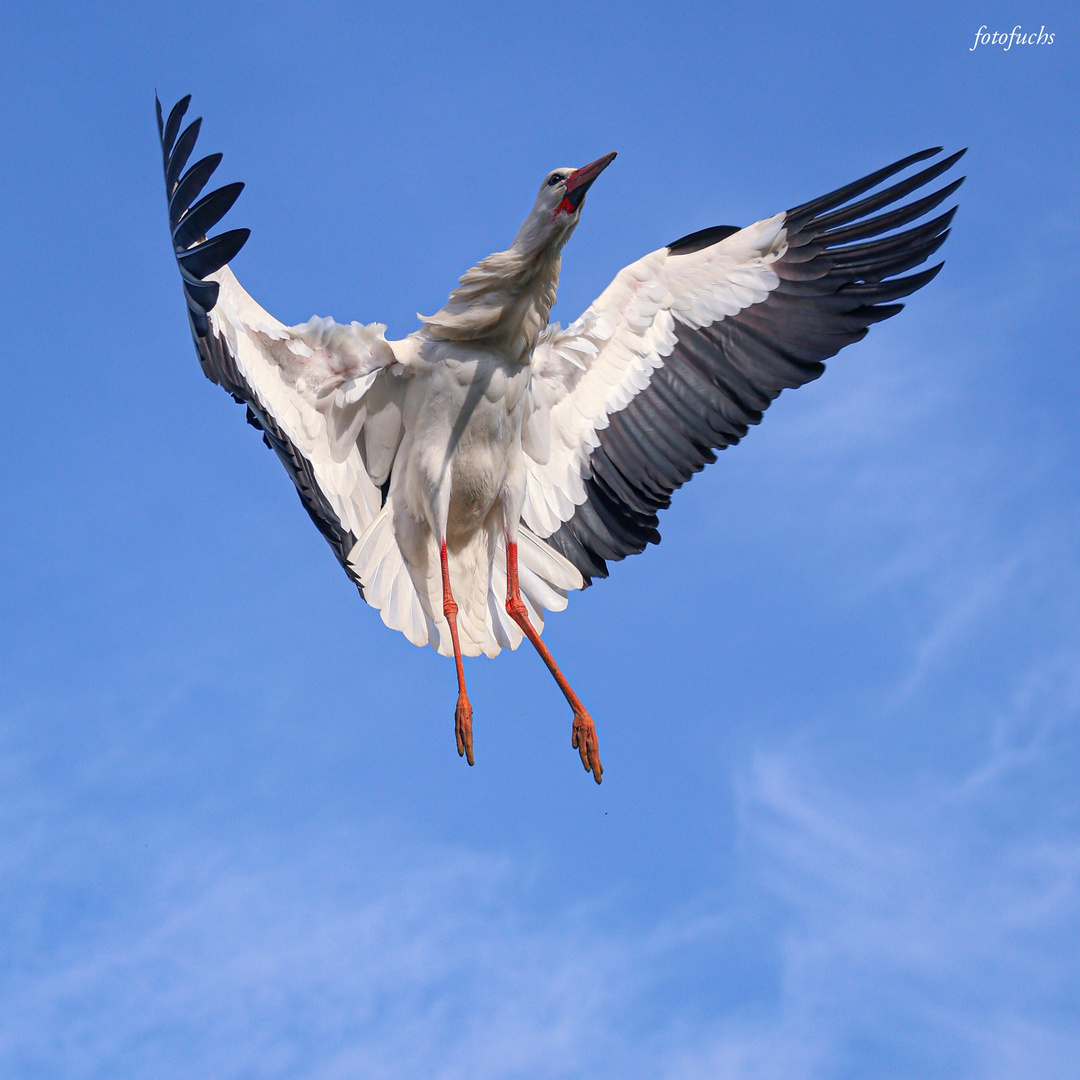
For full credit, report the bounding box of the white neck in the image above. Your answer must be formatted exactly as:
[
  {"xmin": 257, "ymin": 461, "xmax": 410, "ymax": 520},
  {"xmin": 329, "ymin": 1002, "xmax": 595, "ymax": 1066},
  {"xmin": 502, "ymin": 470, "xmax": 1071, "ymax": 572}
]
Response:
[{"xmin": 418, "ymin": 211, "xmax": 576, "ymax": 362}]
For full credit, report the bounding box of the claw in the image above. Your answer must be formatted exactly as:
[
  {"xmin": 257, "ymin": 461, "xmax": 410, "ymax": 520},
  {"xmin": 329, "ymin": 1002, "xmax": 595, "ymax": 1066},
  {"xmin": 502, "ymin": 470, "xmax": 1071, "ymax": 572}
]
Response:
[
  {"xmin": 455, "ymin": 695, "xmax": 474, "ymax": 766},
  {"xmin": 572, "ymin": 710, "xmax": 603, "ymax": 784}
]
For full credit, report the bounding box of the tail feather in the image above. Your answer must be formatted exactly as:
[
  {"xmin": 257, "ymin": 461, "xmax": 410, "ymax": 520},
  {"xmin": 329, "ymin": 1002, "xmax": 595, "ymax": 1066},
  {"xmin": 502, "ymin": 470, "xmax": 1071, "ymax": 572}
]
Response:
[
  {"xmin": 348, "ymin": 501, "xmax": 586, "ymax": 657},
  {"xmin": 348, "ymin": 502, "xmax": 429, "ymax": 648}
]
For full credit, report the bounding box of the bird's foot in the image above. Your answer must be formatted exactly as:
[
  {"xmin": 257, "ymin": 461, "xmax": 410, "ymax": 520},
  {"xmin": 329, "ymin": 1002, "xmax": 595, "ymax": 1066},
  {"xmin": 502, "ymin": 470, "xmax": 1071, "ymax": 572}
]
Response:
[
  {"xmin": 455, "ymin": 695, "xmax": 474, "ymax": 766},
  {"xmin": 572, "ymin": 709, "xmax": 603, "ymax": 784}
]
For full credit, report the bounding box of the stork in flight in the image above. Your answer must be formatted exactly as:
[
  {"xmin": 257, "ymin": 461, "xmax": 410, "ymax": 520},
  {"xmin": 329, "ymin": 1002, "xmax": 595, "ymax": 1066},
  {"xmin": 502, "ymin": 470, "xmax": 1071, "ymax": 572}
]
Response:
[{"xmin": 157, "ymin": 94, "xmax": 964, "ymax": 784}]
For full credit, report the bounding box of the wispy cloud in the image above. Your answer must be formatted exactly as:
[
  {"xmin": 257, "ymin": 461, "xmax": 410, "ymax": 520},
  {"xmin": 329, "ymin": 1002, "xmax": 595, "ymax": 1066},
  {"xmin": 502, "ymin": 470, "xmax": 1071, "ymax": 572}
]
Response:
[
  {"xmin": 706, "ymin": 738, "xmax": 1080, "ymax": 1080},
  {"xmin": 0, "ymin": 831, "xmax": 632, "ymax": 1079},
  {"xmin": 4, "ymin": 669, "xmax": 1078, "ymax": 1080}
]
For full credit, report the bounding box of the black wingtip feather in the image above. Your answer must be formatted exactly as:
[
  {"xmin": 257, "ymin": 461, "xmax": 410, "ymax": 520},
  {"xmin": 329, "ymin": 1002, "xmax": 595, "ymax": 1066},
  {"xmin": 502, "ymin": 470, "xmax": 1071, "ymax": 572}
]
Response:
[
  {"xmin": 177, "ymin": 228, "xmax": 251, "ymax": 280},
  {"xmin": 168, "ymin": 153, "xmax": 223, "ymax": 228},
  {"xmin": 802, "ymin": 151, "xmax": 967, "ymax": 239},
  {"xmin": 161, "ymin": 95, "xmax": 191, "ymax": 162},
  {"xmin": 819, "ymin": 179, "xmax": 963, "ymax": 248},
  {"xmin": 157, "ymin": 94, "xmax": 247, "ymax": 338},
  {"xmin": 825, "ymin": 209, "xmax": 956, "ymax": 269},
  {"xmin": 841, "ymin": 262, "xmax": 945, "ymax": 304},
  {"xmin": 183, "ymin": 277, "xmax": 220, "ymax": 311},
  {"xmin": 173, "ymin": 181, "xmax": 245, "ymax": 250},
  {"xmin": 165, "ymin": 117, "xmax": 203, "ymax": 191},
  {"xmin": 786, "ymin": 146, "xmax": 943, "ymax": 226}
]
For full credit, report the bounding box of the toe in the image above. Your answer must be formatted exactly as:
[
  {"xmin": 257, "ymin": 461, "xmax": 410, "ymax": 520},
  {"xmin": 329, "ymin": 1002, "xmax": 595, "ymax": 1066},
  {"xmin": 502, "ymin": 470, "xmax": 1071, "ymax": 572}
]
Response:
[
  {"xmin": 455, "ymin": 698, "xmax": 474, "ymax": 766},
  {"xmin": 572, "ymin": 713, "xmax": 603, "ymax": 783}
]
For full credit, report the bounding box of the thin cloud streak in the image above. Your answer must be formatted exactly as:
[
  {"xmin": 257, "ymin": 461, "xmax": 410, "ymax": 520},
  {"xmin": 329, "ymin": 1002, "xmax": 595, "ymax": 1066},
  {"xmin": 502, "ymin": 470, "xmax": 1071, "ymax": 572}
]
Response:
[{"xmin": 0, "ymin": 835, "xmax": 629, "ymax": 1079}]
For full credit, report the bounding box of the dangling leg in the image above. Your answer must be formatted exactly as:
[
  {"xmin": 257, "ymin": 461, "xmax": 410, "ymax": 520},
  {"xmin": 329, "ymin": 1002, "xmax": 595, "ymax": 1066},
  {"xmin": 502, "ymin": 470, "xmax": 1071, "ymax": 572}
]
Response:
[
  {"xmin": 505, "ymin": 538, "xmax": 602, "ymax": 784},
  {"xmin": 441, "ymin": 538, "xmax": 474, "ymax": 766}
]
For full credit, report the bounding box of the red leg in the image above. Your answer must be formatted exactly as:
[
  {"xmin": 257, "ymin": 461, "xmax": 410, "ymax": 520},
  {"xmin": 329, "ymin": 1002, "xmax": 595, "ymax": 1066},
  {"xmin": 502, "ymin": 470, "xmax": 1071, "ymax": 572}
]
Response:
[
  {"xmin": 441, "ymin": 539, "xmax": 474, "ymax": 766},
  {"xmin": 505, "ymin": 540, "xmax": 603, "ymax": 784}
]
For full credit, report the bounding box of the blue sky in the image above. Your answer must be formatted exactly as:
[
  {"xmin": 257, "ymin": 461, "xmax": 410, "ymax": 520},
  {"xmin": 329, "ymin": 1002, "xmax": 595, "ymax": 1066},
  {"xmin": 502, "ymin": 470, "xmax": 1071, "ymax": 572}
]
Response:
[{"xmin": 1, "ymin": 1, "xmax": 1078, "ymax": 1076}]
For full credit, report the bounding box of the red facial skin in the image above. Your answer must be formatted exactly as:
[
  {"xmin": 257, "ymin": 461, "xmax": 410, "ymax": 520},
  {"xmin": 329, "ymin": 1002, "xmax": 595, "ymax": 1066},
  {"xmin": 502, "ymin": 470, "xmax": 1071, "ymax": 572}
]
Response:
[
  {"xmin": 551, "ymin": 151, "xmax": 617, "ymax": 221},
  {"xmin": 554, "ymin": 196, "xmax": 576, "ymax": 219}
]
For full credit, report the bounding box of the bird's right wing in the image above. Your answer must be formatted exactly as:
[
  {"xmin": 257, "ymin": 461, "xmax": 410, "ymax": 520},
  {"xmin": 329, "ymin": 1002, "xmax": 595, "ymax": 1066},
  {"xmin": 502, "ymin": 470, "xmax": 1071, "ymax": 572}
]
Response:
[
  {"xmin": 157, "ymin": 95, "xmax": 401, "ymax": 597},
  {"xmin": 523, "ymin": 147, "xmax": 965, "ymax": 583}
]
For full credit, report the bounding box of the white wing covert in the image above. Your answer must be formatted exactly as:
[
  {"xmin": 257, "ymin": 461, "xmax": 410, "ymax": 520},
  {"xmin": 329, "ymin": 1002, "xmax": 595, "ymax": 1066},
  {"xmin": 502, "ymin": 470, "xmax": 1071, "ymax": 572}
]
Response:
[{"xmin": 524, "ymin": 147, "xmax": 966, "ymax": 584}]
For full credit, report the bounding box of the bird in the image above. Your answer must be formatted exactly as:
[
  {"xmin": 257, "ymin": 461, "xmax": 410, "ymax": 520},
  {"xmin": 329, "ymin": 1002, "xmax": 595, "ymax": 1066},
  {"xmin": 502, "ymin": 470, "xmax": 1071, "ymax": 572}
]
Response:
[{"xmin": 157, "ymin": 93, "xmax": 964, "ymax": 785}]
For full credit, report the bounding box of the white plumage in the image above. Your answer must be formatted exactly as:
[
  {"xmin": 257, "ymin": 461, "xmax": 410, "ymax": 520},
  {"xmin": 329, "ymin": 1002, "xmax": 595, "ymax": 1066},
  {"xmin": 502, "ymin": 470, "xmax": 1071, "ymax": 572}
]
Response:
[{"xmin": 158, "ymin": 94, "xmax": 964, "ymax": 783}]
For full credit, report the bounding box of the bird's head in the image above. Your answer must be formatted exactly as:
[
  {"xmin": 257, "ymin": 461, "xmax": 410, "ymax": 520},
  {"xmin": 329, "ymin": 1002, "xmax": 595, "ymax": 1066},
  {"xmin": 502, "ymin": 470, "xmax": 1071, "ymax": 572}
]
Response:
[{"xmin": 514, "ymin": 152, "xmax": 617, "ymax": 253}]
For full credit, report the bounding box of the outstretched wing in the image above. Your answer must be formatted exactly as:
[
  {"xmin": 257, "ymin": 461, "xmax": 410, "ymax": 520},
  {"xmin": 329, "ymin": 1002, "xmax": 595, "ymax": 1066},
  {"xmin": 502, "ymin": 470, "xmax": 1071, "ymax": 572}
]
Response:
[
  {"xmin": 523, "ymin": 147, "xmax": 966, "ymax": 583},
  {"xmin": 157, "ymin": 94, "xmax": 399, "ymax": 594}
]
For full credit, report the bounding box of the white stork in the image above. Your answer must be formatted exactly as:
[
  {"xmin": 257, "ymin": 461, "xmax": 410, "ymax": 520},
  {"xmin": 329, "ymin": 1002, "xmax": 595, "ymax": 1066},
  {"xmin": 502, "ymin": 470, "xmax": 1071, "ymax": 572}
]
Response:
[{"xmin": 157, "ymin": 94, "xmax": 964, "ymax": 784}]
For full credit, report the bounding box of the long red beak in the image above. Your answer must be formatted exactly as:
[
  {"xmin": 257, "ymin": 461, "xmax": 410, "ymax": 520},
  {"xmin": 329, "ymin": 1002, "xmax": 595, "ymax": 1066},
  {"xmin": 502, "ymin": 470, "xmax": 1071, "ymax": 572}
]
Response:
[{"xmin": 563, "ymin": 152, "xmax": 617, "ymax": 209}]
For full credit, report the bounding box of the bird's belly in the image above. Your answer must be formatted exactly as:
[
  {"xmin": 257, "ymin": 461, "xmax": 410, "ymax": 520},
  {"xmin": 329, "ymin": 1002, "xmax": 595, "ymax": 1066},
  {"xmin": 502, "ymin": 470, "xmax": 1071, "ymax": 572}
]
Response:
[
  {"xmin": 406, "ymin": 357, "xmax": 529, "ymax": 542},
  {"xmin": 446, "ymin": 406, "xmax": 517, "ymax": 538}
]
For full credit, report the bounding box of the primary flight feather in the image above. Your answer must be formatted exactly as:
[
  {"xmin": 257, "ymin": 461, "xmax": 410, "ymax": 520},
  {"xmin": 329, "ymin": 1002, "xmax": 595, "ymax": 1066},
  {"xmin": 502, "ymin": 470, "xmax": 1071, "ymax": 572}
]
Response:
[{"xmin": 157, "ymin": 94, "xmax": 965, "ymax": 784}]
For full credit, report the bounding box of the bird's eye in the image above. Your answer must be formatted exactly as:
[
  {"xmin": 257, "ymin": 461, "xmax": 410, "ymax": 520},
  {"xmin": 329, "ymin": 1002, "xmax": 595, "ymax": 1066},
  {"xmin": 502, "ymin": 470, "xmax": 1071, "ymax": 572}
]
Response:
[{"xmin": 547, "ymin": 174, "xmax": 563, "ymax": 187}]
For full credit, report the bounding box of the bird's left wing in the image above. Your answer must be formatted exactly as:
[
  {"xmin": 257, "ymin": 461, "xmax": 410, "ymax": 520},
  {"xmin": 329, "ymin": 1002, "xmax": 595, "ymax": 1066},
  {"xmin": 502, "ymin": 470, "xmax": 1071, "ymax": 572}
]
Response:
[
  {"xmin": 157, "ymin": 95, "xmax": 397, "ymax": 592},
  {"xmin": 523, "ymin": 147, "xmax": 965, "ymax": 583}
]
